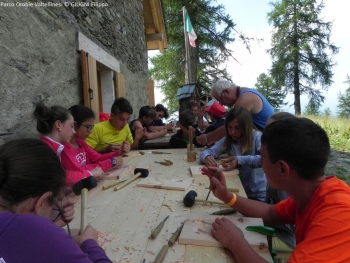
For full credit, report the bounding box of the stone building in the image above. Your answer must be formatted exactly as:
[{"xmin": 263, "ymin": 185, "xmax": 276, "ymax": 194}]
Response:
[{"xmin": 0, "ymin": 0, "xmax": 167, "ymax": 142}]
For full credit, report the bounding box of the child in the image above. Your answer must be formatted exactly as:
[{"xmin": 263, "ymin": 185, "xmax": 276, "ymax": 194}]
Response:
[
  {"xmin": 168, "ymin": 110, "xmax": 202, "ymax": 148},
  {"xmin": 0, "ymin": 138, "xmax": 112, "ymax": 263},
  {"xmin": 61, "ymin": 105, "xmax": 124, "ymax": 186},
  {"xmin": 199, "ymin": 107, "xmax": 266, "ymax": 201},
  {"xmin": 129, "ymin": 106, "xmax": 167, "ymax": 149},
  {"xmin": 265, "ymin": 112, "xmax": 297, "ymax": 249},
  {"xmin": 187, "ymin": 100, "xmax": 209, "ymax": 131},
  {"xmin": 33, "ymin": 102, "xmax": 76, "ymax": 159},
  {"xmin": 203, "ymin": 102, "xmax": 226, "ymax": 134}
]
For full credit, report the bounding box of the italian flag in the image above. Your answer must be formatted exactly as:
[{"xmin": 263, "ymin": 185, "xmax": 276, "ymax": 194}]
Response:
[{"xmin": 185, "ymin": 12, "xmax": 197, "ymax": 47}]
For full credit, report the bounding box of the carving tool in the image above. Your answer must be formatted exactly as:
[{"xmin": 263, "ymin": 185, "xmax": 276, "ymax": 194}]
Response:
[
  {"xmin": 205, "ymin": 169, "xmax": 222, "ymax": 201},
  {"xmin": 154, "ymin": 245, "xmax": 168, "ymax": 263},
  {"xmin": 154, "ymin": 161, "xmax": 172, "ymax": 166},
  {"xmin": 205, "ymin": 187, "xmax": 239, "ymax": 193},
  {"xmin": 152, "ymin": 150, "xmax": 172, "ymax": 154},
  {"xmin": 105, "ymin": 142, "xmax": 121, "ymax": 146},
  {"xmin": 168, "ymin": 222, "xmax": 185, "ymax": 246},
  {"xmin": 150, "ymin": 215, "xmax": 169, "ymax": 239},
  {"xmin": 210, "ymin": 208, "xmax": 236, "ymax": 215},
  {"xmin": 183, "ymin": 190, "xmax": 224, "ymax": 207},
  {"xmin": 163, "ymin": 159, "xmax": 173, "ymax": 165}
]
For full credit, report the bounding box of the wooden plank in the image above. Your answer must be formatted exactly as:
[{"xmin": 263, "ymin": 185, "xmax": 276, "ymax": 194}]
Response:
[
  {"xmin": 179, "ymin": 215, "xmax": 269, "ymax": 252},
  {"xmin": 137, "ymin": 177, "xmax": 193, "ymax": 191},
  {"xmin": 87, "ymin": 55, "xmax": 100, "ymax": 122},
  {"xmin": 77, "ymin": 31, "xmax": 120, "ymax": 72},
  {"xmin": 190, "ymin": 165, "xmax": 239, "ymax": 178},
  {"xmin": 81, "ymin": 51, "xmax": 90, "ymax": 109},
  {"xmin": 148, "ymin": 80, "xmax": 155, "ymax": 106},
  {"xmin": 114, "ymin": 71, "xmax": 126, "ymax": 98}
]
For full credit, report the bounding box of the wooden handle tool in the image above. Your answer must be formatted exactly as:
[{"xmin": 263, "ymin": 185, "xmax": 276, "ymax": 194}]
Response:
[
  {"xmin": 168, "ymin": 222, "xmax": 184, "ymax": 246},
  {"xmin": 80, "ymin": 188, "xmax": 88, "ymax": 233},
  {"xmin": 205, "ymin": 187, "xmax": 239, "ymax": 193},
  {"xmin": 150, "ymin": 215, "xmax": 169, "ymax": 239},
  {"xmin": 154, "ymin": 161, "xmax": 171, "ymax": 166},
  {"xmin": 114, "ymin": 172, "xmax": 141, "ymax": 191},
  {"xmin": 102, "ymin": 179, "xmax": 127, "ymax": 190},
  {"xmin": 206, "ymin": 169, "xmax": 221, "ymax": 200},
  {"xmin": 195, "ymin": 199, "xmax": 224, "ymax": 205},
  {"xmin": 154, "ymin": 245, "xmax": 169, "ymax": 263},
  {"xmin": 152, "ymin": 151, "xmax": 171, "ymax": 154},
  {"xmin": 210, "ymin": 208, "xmax": 236, "ymax": 215}
]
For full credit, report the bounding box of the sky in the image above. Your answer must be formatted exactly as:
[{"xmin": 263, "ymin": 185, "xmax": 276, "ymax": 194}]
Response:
[{"xmin": 151, "ymin": 0, "xmax": 350, "ymax": 115}]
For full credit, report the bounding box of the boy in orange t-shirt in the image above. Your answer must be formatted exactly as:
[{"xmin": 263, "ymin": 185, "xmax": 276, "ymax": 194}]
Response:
[{"xmin": 202, "ymin": 117, "xmax": 350, "ymax": 263}]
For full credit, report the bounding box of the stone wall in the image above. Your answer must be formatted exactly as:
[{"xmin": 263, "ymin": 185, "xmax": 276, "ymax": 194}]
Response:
[{"xmin": 0, "ymin": 0, "xmax": 149, "ymax": 143}]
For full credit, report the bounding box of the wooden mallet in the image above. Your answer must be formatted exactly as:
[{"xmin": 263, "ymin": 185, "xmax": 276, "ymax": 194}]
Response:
[
  {"xmin": 114, "ymin": 168, "xmax": 149, "ymax": 191},
  {"xmin": 183, "ymin": 190, "xmax": 224, "ymax": 207},
  {"xmin": 72, "ymin": 176, "xmax": 97, "ymax": 233}
]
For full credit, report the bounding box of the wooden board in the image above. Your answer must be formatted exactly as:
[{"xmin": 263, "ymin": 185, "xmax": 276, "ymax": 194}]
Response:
[
  {"xmin": 104, "ymin": 165, "xmax": 135, "ymax": 180},
  {"xmin": 178, "ymin": 215, "xmax": 268, "ymax": 252},
  {"xmin": 190, "ymin": 165, "xmax": 239, "ymax": 178},
  {"xmin": 136, "ymin": 177, "xmax": 193, "ymax": 191}
]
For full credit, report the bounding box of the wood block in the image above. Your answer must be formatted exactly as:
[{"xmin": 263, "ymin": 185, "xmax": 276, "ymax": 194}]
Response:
[
  {"xmin": 189, "ymin": 165, "xmax": 239, "ymax": 178},
  {"xmin": 137, "ymin": 177, "xmax": 193, "ymax": 191},
  {"xmin": 178, "ymin": 215, "xmax": 268, "ymax": 252},
  {"xmin": 104, "ymin": 165, "xmax": 135, "ymax": 180}
]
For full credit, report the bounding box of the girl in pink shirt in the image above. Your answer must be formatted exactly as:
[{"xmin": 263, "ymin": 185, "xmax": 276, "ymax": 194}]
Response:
[{"xmin": 61, "ymin": 105, "xmax": 124, "ymax": 186}]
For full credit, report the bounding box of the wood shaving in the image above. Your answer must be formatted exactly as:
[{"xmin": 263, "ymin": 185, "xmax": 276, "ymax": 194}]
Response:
[
  {"xmin": 183, "ymin": 208, "xmax": 190, "ymax": 211},
  {"xmin": 220, "ymin": 253, "xmax": 227, "ymax": 258},
  {"xmin": 98, "ymin": 231, "xmax": 115, "ymax": 250},
  {"xmin": 146, "ymin": 250, "xmax": 155, "ymax": 255}
]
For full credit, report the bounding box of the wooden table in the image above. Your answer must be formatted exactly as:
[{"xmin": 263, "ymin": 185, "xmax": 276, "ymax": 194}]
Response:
[
  {"xmin": 142, "ymin": 132, "xmax": 172, "ymax": 149},
  {"xmin": 68, "ymin": 148, "xmax": 273, "ymax": 263}
]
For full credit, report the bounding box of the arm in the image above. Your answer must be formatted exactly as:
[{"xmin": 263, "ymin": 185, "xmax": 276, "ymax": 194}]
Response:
[
  {"xmin": 144, "ymin": 127, "xmax": 167, "ymax": 140},
  {"xmin": 17, "ymin": 216, "xmax": 112, "ymax": 263},
  {"xmin": 199, "ymin": 138, "xmax": 225, "ymax": 166},
  {"xmin": 196, "ymin": 126, "xmax": 226, "ymax": 146},
  {"xmin": 201, "ymin": 166, "xmax": 282, "ymax": 226}
]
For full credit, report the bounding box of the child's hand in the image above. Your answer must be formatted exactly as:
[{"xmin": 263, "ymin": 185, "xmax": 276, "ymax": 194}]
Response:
[
  {"xmin": 221, "ymin": 157, "xmax": 238, "ymax": 170},
  {"xmin": 205, "ymin": 156, "xmax": 219, "ymax": 167},
  {"xmin": 73, "ymin": 224, "xmax": 99, "ymax": 246}
]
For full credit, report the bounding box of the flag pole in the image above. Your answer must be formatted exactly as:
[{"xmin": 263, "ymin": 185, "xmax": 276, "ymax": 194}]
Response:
[{"xmin": 182, "ymin": 6, "xmax": 191, "ymax": 84}]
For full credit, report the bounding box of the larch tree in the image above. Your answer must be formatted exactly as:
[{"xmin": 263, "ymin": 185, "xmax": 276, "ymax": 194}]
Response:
[
  {"xmin": 255, "ymin": 72, "xmax": 287, "ymax": 111},
  {"xmin": 337, "ymin": 75, "xmax": 350, "ymax": 118},
  {"xmin": 268, "ymin": 0, "xmax": 338, "ymax": 115}
]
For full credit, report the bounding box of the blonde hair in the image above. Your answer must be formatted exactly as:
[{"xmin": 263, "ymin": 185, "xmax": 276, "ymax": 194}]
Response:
[{"xmin": 222, "ymin": 107, "xmax": 255, "ymax": 155}]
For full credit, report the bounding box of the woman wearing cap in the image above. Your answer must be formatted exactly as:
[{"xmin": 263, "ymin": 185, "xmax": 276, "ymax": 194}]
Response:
[{"xmin": 203, "ymin": 102, "xmax": 226, "ymax": 134}]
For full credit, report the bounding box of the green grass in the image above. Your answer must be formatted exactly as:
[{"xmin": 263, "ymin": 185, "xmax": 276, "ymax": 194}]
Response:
[{"xmin": 303, "ymin": 115, "xmax": 350, "ymax": 152}]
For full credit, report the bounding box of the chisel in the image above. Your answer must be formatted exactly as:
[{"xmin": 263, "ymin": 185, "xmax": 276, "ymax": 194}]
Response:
[
  {"xmin": 150, "ymin": 215, "xmax": 169, "ymax": 239},
  {"xmin": 168, "ymin": 222, "xmax": 184, "ymax": 246}
]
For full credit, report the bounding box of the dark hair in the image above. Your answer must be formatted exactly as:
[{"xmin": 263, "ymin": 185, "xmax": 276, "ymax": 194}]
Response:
[
  {"xmin": 187, "ymin": 101, "xmax": 200, "ymax": 110},
  {"xmin": 33, "ymin": 103, "xmax": 71, "ymax": 134},
  {"xmin": 68, "ymin": 105, "xmax": 95, "ymax": 127},
  {"xmin": 222, "ymin": 107, "xmax": 255, "ymax": 155},
  {"xmin": 179, "ymin": 110, "xmax": 197, "ymax": 128},
  {"xmin": 261, "ymin": 118, "xmax": 330, "ymax": 180},
  {"xmin": 268, "ymin": 112, "xmax": 295, "ymax": 123},
  {"xmin": 139, "ymin": 106, "xmax": 156, "ymax": 119},
  {"xmin": 111, "ymin": 97, "xmax": 133, "ymax": 115},
  {"xmin": 154, "ymin": 104, "xmax": 169, "ymax": 119},
  {"xmin": 0, "ymin": 139, "xmax": 66, "ymax": 206}
]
